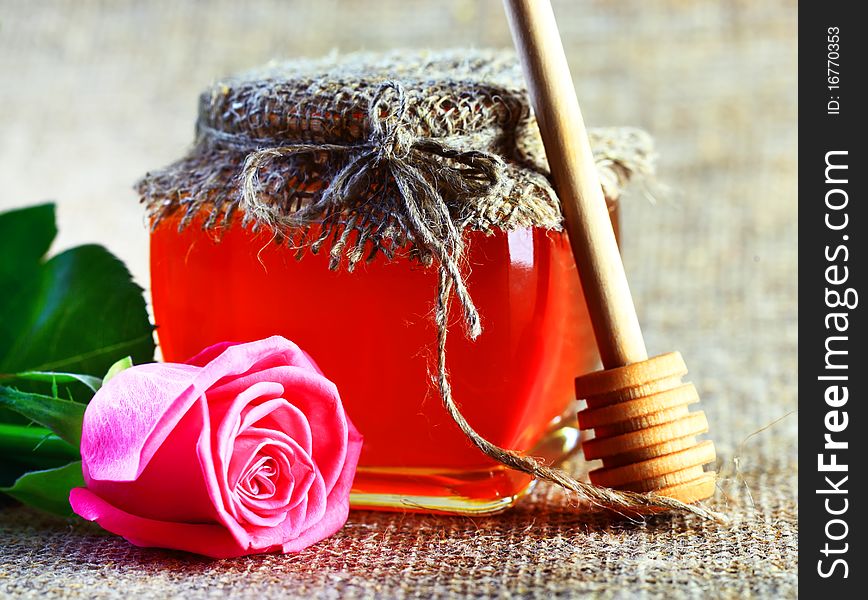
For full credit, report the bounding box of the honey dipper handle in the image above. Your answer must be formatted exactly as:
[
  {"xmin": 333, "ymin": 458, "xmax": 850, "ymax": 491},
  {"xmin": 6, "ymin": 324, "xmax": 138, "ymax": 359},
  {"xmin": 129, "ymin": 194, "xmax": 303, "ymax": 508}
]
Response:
[{"xmin": 503, "ymin": 0, "xmax": 648, "ymax": 368}]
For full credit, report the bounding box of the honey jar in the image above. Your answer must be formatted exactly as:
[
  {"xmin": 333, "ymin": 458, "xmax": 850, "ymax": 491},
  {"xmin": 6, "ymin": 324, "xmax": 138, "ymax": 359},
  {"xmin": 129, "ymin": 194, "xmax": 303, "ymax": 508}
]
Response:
[{"xmin": 140, "ymin": 51, "xmax": 652, "ymax": 514}]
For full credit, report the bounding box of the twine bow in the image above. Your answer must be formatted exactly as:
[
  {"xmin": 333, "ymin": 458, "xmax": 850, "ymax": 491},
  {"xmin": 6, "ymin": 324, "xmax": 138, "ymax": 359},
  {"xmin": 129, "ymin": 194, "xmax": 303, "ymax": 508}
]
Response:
[{"xmin": 238, "ymin": 81, "xmax": 509, "ymax": 339}]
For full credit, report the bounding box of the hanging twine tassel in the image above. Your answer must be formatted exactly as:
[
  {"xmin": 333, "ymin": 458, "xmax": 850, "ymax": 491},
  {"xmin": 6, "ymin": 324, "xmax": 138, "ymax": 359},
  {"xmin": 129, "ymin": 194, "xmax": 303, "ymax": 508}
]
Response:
[{"xmin": 434, "ymin": 272, "xmax": 721, "ymax": 520}]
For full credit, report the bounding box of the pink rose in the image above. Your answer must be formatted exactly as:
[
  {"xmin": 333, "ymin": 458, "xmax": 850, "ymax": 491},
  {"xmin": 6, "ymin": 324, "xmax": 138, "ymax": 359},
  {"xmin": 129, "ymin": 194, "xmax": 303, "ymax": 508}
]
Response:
[{"xmin": 69, "ymin": 336, "xmax": 362, "ymax": 558}]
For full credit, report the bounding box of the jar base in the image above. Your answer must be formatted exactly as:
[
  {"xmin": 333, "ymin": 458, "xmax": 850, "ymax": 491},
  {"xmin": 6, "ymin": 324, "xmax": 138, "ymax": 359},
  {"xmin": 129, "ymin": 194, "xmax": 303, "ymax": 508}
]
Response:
[{"xmin": 349, "ymin": 419, "xmax": 581, "ymax": 515}]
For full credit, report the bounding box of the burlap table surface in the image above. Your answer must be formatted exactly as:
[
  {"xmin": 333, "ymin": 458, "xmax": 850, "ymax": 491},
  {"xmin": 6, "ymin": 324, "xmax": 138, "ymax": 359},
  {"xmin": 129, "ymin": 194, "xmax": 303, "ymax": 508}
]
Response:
[{"xmin": 0, "ymin": 1, "xmax": 797, "ymax": 597}]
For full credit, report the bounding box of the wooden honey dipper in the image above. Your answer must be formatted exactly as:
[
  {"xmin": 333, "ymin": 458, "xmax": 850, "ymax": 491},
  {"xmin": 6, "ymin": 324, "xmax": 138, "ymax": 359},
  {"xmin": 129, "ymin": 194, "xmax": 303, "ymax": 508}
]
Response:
[{"xmin": 503, "ymin": 0, "xmax": 716, "ymax": 505}]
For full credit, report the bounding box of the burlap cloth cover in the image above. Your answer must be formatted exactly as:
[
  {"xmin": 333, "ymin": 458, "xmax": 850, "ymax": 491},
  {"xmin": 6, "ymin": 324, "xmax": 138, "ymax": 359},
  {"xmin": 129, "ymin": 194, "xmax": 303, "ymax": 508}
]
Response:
[
  {"xmin": 138, "ymin": 51, "xmax": 648, "ymax": 265},
  {"xmin": 0, "ymin": 1, "xmax": 797, "ymax": 598}
]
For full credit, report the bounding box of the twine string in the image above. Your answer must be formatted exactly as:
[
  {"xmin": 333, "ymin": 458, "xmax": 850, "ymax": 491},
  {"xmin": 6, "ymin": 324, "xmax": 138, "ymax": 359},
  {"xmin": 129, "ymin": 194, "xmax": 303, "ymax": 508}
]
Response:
[{"xmin": 435, "ymin": 271, "xmax": 721, "ymax": 520}]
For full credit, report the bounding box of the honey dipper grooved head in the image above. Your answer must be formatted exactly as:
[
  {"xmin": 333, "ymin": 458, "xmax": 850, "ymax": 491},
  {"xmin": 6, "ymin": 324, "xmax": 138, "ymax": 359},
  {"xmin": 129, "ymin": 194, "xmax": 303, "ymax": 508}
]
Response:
[{"xmin": 575, "ymin": 352, "xmax": 716, "ymax": 504}]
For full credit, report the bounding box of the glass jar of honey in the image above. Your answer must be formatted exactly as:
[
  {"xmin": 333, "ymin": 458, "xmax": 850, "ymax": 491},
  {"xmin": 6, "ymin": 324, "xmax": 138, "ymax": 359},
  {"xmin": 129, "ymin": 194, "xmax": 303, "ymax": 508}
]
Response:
[{"xmin": 140, "ymin": 51, "xmax": 648, "ymax": 515}]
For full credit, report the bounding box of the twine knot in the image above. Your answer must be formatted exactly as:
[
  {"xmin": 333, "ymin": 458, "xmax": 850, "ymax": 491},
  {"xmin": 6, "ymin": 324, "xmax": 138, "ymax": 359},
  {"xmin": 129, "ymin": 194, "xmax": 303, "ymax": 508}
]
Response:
[
  {"xmin": 237, "ymin": 81, "xmax": 508, "ymax": 339},
  {"xmin": 369, "ymin": 83, "xmax": 414, "ymax": 162}
]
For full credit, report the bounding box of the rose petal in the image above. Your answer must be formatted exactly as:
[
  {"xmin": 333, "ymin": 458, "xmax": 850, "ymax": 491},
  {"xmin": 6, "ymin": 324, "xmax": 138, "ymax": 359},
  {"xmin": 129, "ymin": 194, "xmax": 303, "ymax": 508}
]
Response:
[
  {"xmin": 208, "ymin": 377, "xmax": 314, "ymax": 457},
  {"xmin": 84, "ymin": 397, "xmax": 218, "ymax": 523},
  {"xmin": 83, "ymin": 339, "xmax": 312, "ymax": 484},
  {"xmin": 185, "ymin": 341, "xmax": 237, "ymax": 367},
  {"xmin": 80, "ymin": 363, "xmax": 201, "ymax": 482},
  {"xmin": 240, "ymin": 398, "xmax": 313, "ymax": 457},
  {"xmin": 195, "ymin": 403, "xmax": 253, "ymax": 548},
  {"xmin": 231, "ymin": 442, "xmax": 293, "ymax": 522},
  {"xmin": 269, "ymin": 369, "xmax": 347, "ymax": 493},
  {"xmin": 209, "ymin": 384, "xmax": 293, "ymax": 526},
  {"xmin": 229, "ymin": 438, "xmax": 284, "ymax": 494},
  {"xmin": 227, "ymin": 366, "xmax": 348, "ymax": 491},
  {"xmin": 232, "ymin": 428, "xmax": 316, "ymax": 511},
  {"xmin": 281, "ymin": 422, "xmax": 363, "ymax": 553},
  {"xmin": 70, "ymin": 488, "xmax": 249, "ymax": 559},
  {"xmin": 187, "ymin": 336, "xmax": 320, "ymax": 377},
  {"xmin": 206, "ymin": 364, "xmax": 346, "ymax": 492},
  {"xmin": 211, "ymin": 383, "xmax": 286, "ymax": 493},
  {"xmin": 290, "ymin": 470, "xmax": 328, "ymax": 532}
]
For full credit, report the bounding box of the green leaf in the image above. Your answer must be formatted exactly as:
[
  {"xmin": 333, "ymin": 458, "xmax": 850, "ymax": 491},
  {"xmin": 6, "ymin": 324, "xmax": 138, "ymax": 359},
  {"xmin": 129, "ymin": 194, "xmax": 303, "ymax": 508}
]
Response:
[
  {"xmin": 0, "ymin": 204, "xmax": 154, "ymax": 402},
  {"xmin": 0, "ymin": 203, "xmax": 56, "ymax": 283},
  {"xmin": 0, "ymin": 204, "xmax": 153, "ymax": 482},
  {"xmin": 0, "ymin": 385, "xmax": 84, "ymax": 446},
  {"xmin": 1, "ymin": 462, "xmax": 84, "ymax": 516},
  {"xmin": 0, "ymin": 424, "xmax": 80, "ymax": 487},
  {"xmin": 9, "ymin": 371, "xmax": 102, "ymax": 393},
  {"xmin": 0, "ymin": 243, "xmax": 155, "ymax": 374},
  {"xmin": 102, "ymin": 355, "xmax": 133, "ymax": 385},
  {"xmin": 0, "ymin": 423, "xmax": 80, "ymax": 461}
]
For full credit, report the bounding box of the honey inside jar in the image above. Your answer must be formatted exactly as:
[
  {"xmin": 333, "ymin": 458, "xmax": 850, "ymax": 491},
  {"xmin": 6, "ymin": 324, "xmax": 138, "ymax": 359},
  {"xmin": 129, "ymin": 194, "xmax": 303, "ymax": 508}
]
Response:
[{"xmin": 150, "ymin": 216, "xmax": 607, "ymax": 514}]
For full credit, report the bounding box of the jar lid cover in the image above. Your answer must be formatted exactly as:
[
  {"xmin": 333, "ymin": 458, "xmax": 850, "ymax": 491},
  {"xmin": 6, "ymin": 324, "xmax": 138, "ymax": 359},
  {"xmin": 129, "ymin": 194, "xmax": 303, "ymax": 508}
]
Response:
[
  {"xmin": 200, "ymin": 50, "xmax": 538, "ymax": 145},
  {"xmin": 138, "ymin": 50, "xmax": 654, "ymax": 270}
]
